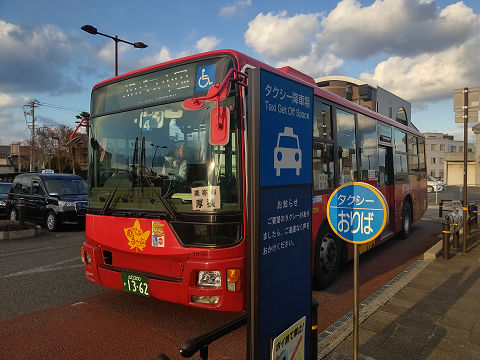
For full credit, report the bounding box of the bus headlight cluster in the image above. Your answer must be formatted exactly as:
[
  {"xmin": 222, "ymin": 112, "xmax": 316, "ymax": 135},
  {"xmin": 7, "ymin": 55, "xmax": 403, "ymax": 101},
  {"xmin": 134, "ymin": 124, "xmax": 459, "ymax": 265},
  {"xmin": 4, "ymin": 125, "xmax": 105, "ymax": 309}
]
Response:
[
  {"xmin": 196, "ymin": 270, "xmax": 221, "ymax": 288},
  {"xmin": 81, "ymin": 248, "xmax": 92, "ymax": 265}
]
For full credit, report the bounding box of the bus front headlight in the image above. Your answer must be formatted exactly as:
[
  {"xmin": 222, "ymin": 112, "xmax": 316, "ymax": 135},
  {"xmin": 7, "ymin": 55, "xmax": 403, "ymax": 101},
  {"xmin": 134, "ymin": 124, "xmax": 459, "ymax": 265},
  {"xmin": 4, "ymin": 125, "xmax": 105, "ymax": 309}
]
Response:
[{"xmin": 196, "ymin": 270, "xmax": 221, "ymax": 288}]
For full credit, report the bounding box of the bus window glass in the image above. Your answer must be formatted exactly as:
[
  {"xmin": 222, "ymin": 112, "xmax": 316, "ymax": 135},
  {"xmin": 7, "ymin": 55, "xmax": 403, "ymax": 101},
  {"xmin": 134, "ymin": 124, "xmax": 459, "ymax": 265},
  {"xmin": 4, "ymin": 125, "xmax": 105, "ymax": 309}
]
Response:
[
  {"xmin": 408, "ymin": 155, "xmax": 419, "ymax": 172},
  {"xmin": 394, "ymin": 129, "xmax": 407, "ymax": 153},
  {"xmin": 313, "ymin": 101, "xmax": 332, "ymax": 139},
  {"xmin": 357, "ymin": 114, "xmax": 378, "ymax": 181},
  {"xmin": 394, "ymin": 153, "xmax": 408, "ymax": 174},
  {"xmin": 336, "ymin": 109, "xmax": 356, "ymax": 184},
  {"xmin": 407, "ymin": 134, "xmax": 418, "ymax": 154},
  {"xmin": 313, "ymin": 142, "xmax": 334, "ymax": 190},
  {"xmin": 418, "ymin": 138, "xmax": 426, "ymax": 171},
  {"xmin": 378, "ymin": 122, "xmax": 392, "ymax": 143}
]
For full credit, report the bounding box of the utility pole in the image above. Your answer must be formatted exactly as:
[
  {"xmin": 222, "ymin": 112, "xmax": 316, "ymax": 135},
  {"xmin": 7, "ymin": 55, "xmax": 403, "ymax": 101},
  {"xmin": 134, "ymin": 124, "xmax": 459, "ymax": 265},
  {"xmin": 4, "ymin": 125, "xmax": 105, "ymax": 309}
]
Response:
[{"xmin": 25, "ymin": 99, "xmax": 40, "ymax": 172}]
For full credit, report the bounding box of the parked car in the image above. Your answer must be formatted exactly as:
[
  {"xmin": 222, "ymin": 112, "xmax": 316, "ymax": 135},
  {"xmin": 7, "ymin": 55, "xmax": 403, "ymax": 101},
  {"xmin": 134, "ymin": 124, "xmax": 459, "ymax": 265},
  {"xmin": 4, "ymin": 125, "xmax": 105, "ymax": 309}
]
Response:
[
  {"xmin": 427, "ymin": 175, "xmax": 444, "ymax": 193},
  {"xmin": 6, "ymin": 173, "xmax": 87, "ymax": 231},
  {"xmin": 0, "ymin": 182, "xmax": 12, "ymax": 218}
]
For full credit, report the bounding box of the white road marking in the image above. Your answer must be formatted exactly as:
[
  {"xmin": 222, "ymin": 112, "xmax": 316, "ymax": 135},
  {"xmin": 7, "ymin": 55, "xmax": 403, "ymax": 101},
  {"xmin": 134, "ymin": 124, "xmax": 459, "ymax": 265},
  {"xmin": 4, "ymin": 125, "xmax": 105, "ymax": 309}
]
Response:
[{"xmin": 0, "ymin": 257, "xmax": 83, "ymax": 278}]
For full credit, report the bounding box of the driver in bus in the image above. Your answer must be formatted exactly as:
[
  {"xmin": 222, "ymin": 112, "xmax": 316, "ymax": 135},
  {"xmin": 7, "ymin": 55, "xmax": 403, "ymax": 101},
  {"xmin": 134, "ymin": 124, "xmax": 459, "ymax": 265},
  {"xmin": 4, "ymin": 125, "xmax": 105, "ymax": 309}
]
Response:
[{"xmin": 162, "ymin": 143, "xmax": 188, "ymax": 180}]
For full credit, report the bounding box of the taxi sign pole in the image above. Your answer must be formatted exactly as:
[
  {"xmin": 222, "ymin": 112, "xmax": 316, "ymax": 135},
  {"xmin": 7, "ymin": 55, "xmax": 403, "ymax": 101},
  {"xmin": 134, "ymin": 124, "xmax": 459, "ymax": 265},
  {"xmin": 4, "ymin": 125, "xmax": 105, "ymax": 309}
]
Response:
[
  {"xmin": 326, "ymin": 182, "xmax": 388, "ymax": 360},
  {"xmin": 353, "ymin": 243, "xmax": 359, "ymax": 360},
  {"xmin": 463, "ymin": 87, "xmax": 468, "ymax": 254}
]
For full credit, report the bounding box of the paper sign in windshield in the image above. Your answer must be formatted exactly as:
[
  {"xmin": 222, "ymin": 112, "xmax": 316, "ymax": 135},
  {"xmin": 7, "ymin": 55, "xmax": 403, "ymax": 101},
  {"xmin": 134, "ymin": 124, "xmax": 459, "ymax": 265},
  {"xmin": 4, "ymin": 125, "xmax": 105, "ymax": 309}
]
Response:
[{"xmin": 191, "ymin": 186, "xmax": 221, "ymax": 210}]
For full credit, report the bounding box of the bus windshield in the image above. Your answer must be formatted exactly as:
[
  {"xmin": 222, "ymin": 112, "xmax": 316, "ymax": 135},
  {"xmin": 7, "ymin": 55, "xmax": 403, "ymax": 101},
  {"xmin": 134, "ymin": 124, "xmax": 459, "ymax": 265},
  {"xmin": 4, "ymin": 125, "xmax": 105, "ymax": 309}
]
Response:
[{"xmin": 88, "ymin": 95, "xmax": 240, "ymax": 215}]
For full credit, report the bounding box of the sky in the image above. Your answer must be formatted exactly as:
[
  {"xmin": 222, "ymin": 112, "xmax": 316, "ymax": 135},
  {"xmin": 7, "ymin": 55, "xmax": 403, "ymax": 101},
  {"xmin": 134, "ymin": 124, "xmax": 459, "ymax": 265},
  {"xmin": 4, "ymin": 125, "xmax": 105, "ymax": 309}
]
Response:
[{"xmin": 0, "ymin": 0, "xmax": 478, "ymax": 145}]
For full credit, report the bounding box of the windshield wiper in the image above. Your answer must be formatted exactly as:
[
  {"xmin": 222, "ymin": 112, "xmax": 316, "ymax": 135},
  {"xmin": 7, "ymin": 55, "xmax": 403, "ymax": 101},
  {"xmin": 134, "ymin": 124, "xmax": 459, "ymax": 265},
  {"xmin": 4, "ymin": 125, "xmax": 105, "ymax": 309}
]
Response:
[
  {"xmin": 138, "ymin": 136, "xmax": 177, "ymax": 220},
  {"xmin": 100, "ymin": 136, "xmax": 177, "ymax": 220},
  {"xmin": 100, "ymin": 138, "xmax": 139, "ymax": 216}
]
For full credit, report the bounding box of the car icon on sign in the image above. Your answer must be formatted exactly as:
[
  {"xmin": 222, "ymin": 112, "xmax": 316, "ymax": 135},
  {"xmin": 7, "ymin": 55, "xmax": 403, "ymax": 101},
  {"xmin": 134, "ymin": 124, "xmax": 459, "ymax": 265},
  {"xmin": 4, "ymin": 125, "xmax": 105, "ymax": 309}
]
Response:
[{"xmin": 274, "ymin": 127, "xmax": 302, "ymax": 176}]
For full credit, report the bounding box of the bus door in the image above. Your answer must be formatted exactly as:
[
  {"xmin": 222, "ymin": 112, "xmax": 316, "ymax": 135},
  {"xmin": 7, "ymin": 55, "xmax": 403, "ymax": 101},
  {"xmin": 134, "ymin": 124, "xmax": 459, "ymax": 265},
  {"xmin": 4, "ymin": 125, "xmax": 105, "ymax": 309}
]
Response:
[{"xmin": 378, "ymin": 145, "xmax": 394, "ymax": 237}]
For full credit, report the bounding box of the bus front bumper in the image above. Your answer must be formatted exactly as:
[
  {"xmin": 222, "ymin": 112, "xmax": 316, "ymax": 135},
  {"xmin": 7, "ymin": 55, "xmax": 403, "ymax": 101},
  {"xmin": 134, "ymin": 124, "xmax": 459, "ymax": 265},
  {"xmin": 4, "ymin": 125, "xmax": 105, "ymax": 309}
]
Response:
[{"xmin": 81, "ymin": 242, "xmax": 245, "ymax": 312}]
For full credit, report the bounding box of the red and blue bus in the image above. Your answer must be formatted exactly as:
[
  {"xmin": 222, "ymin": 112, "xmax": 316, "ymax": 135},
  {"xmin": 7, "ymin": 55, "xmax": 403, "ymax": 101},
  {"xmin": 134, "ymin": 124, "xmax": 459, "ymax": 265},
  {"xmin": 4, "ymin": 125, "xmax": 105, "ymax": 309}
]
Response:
[{"xmin": 81, "ymin": 49, "xmax": 427, "ymax": 311}]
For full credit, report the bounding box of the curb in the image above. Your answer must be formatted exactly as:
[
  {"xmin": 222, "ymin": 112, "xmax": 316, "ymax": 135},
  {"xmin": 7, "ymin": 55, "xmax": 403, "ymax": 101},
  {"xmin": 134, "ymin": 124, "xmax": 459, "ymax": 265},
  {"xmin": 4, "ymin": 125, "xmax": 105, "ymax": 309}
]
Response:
[
  {"xmin": 0, "ymin": 225, "xmax": 42, "ymax": 240},
  {"xmin": 317, "ymin": 242, "xmax": 438, "ymax": 358},
  {"xmin": 317, "ymin": 226, "xmax": 480, "ymax": 359}
]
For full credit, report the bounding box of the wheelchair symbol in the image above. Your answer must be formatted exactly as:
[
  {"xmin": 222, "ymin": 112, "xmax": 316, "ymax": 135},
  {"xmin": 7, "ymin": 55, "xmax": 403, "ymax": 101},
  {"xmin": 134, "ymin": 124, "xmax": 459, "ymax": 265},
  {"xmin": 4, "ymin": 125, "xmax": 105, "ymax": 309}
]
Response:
[{"xmin": 198, "ymin": 68, "xmax": 213, "ymax": 89}]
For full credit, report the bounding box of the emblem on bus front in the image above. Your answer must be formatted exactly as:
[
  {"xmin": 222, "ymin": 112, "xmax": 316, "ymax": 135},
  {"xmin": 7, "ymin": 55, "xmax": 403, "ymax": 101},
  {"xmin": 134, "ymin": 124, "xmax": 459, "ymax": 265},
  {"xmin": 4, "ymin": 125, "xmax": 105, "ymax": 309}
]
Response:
[{"xmin": 124, "ymin": 219, "xmax": 150, "ymax": 252}]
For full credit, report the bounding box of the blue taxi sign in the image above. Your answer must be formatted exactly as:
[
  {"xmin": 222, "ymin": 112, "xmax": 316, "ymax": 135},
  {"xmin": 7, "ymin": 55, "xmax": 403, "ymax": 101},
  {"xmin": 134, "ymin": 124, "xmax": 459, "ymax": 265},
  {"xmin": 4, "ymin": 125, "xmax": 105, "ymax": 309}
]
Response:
[{"xmin": 327, "ymin": 182, "xmax": 388, "ymax": 244}]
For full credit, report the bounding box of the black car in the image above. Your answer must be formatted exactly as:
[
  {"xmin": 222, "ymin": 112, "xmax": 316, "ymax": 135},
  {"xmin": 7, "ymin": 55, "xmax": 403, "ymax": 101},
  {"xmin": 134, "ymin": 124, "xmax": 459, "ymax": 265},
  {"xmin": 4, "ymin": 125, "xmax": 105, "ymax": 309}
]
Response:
[
  {"xmin": 6, "ymin": 173, "xmax": 87, "ymax": 231},
  {"xmin": 0, "ymin": 182, "xmax": 12, "ymax": 218}
]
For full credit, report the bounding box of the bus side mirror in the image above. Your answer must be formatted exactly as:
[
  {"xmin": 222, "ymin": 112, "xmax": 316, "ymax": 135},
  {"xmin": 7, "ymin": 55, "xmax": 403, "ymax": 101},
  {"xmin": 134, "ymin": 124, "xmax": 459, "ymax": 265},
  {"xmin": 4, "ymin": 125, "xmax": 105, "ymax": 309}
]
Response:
[{"xmin": 210, "ymin": 107, "xmax": 230, "ymax": 146}]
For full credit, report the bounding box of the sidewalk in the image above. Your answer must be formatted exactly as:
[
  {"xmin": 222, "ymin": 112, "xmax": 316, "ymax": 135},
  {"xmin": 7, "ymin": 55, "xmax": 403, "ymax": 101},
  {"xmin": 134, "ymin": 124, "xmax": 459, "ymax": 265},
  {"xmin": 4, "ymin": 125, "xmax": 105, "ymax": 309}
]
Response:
[{"xmin": 321, "ymin": 219, "xmax": 480, "ymax": 359}]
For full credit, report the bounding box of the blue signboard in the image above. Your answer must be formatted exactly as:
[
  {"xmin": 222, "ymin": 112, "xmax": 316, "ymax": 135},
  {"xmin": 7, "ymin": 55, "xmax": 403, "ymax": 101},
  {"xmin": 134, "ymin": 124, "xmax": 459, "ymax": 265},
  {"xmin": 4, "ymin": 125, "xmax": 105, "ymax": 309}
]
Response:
[
  {"xmin": 327, "ymin": 182, "xmax": 388, "ymax": 243},
  {"xmin": 260, "ymin": 70, "xmax": 312, "ymax": 187},
  {"xmin": 256, "ymin": 69, "xmax": 313, "ymax": 359},
  {"xmin": 196, "ymin": 64, "xmax": 216, "ymax": 92}
]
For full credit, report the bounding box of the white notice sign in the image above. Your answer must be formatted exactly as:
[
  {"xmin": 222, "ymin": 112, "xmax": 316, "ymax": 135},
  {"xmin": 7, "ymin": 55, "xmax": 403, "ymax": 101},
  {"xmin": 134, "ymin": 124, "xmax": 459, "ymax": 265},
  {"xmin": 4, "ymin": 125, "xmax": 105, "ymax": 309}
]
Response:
[{"xmin": 191, "ymin": 186, "xmax": 221, "ymax": 210}]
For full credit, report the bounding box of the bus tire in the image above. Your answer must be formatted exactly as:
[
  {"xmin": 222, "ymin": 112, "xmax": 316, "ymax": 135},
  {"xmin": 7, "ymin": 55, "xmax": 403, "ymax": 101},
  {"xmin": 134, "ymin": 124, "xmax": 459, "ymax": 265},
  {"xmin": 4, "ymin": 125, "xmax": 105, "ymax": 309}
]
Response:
[
  {"xmin": 400, "ymin": 201, "xmax": 412, "ymax": 239},
  {"xmin": 314, "ymin": 227, "xmax": 341, "ymax": 289},
  {"xmin": 46, "ymin": 211, "xmax": 58, "ymax": 232}
]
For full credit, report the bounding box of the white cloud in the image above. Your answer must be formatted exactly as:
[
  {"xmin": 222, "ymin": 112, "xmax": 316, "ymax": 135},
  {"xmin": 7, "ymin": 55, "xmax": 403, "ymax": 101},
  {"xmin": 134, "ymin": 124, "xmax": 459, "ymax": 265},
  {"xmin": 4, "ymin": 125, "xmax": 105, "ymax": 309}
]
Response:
[
  {"xmin": 137, "ymin": 37, "xmax": 221, "ymax": 70},
  {"xmin": 317, "ymin": 0, "xmax": 479, "ymax": 60},
  {"xmin": 0, "ymin": 93, "xmax": 30, "ymax": 144},
  {"xmin": 139, "ymin": 46, "xmax": 173, "ymax": 68},
  {"xmin": 276, "ymin": 46, "xmax": 344, "ymax": 77},
  {"xmin": 245, "ymin": 11, "xmax": 321, "ymax": 61},
  {"xmin": 220, "ymin": 0, "xmax": 252, "ymax": 17},
  {"xmin": 195, "ymin": 36, "xmax": 221, "ymax": 53},
  {"xmin": 243, "ymin": 1, "xmax": 479, "ymax": 104},
  {"xmin": 0, "ymin": 19, "xmax": 82, "ymax": 94},
  {"xmin": 359, "ymin": 38, "xmax": 480, "ymax": 103}
]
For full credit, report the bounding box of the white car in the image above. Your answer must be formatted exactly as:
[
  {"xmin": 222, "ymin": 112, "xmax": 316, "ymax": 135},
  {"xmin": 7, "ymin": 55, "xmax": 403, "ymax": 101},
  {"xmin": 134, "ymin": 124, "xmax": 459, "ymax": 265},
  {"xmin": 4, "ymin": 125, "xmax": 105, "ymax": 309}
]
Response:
[
  {"xmin": 274, "ymin": 127, "xmax": 302, "ymax": 176},
  {"xmin": 427, "ymin": 176, "xmax": 444, "ymax": 192}
]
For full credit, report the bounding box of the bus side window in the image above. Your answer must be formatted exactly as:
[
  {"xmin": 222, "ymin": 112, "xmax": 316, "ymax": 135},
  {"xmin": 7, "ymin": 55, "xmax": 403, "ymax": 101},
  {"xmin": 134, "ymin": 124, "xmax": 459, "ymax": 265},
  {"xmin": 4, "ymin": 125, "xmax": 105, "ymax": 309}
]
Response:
[{"xmin": 336, "ymin": 109, "xmax": 356, "ymax": 184}]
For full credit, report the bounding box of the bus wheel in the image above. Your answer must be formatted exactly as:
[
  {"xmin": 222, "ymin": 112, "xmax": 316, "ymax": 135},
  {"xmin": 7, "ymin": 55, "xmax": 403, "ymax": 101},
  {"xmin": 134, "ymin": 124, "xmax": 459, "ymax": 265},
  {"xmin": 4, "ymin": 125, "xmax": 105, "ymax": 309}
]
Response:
[
  {"xmin": 401, "ymin": 201, "xmax": 412, "ymax": 239},
  {"xmin": 315, "ymin": 228, "xmax": 341, "ymax": 289},
  {"xmin": 46, "ymin": 212, "xmax": 58, "ymax": 232}
]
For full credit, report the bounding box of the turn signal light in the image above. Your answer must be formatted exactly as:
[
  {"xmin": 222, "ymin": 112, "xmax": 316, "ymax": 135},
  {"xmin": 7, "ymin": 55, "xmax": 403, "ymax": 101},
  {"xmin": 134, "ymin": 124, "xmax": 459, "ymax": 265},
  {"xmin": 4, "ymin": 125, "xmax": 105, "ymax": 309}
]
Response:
[
  {"xmin": 227, "ymin": 268, "xmax": 241, "ymax": 291},
  {"xmin": 81, "ymin": 248, "xmax": 92, "ymax": 265}
]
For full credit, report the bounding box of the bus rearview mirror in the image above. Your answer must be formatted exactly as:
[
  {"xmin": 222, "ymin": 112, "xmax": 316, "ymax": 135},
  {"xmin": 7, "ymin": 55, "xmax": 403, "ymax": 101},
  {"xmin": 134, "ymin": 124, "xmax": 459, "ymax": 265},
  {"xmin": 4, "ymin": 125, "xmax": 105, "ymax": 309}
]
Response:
[{"xmin": 210, "ymin": 107, "xmax": 230, "ymax": 146}]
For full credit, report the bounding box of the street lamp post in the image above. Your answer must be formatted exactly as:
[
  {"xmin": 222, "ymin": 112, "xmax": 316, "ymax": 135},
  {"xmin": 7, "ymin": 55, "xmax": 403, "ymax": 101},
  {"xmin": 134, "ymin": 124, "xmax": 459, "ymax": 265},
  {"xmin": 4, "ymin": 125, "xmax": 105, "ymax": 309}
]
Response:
[{"xmin": 81, "ymin": 25, "xmax": 147, "ymax": 76}]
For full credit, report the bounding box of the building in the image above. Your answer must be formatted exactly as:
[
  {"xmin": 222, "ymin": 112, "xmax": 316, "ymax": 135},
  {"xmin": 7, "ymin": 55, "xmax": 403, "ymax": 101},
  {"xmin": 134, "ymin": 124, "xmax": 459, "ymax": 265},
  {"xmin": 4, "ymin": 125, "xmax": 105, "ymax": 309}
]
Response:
[
  {"xmin": 315, "ymin": 75, "xmax": 412, "ymax": 129},
  {"xmin": 424, "ymin": 132, "xmax": 475, "ymax": 185},
  {"xmin": 0, "ymin": 145, "xmax": 15, "ymax": 173}
]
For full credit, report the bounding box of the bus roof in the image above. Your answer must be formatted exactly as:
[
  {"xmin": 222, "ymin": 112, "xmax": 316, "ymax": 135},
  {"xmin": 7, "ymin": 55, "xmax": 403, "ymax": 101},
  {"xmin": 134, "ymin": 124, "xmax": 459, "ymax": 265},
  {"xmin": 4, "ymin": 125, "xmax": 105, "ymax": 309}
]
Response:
[{"xmin": 91, "ymin": 49, "xmax": 423, "ymax": 138}]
